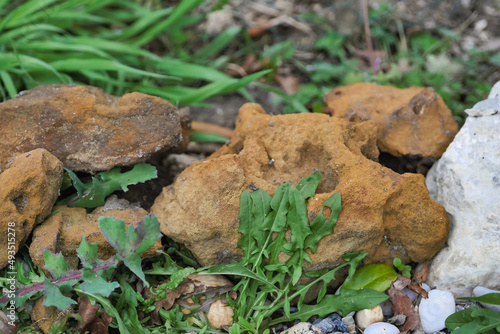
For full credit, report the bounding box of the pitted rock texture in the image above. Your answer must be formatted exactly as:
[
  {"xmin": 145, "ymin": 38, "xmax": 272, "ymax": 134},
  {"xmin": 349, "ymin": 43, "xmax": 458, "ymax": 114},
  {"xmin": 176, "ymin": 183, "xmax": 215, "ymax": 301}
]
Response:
[
  {"xmin": 0, "ymin": 149, "xmax": 63, "ymax": 270},
  {"xmin": 0, "ymin": 84, "xmax": 187, "ymax": 173},
  {"xmin": 425, "ymin": 93, "xmax": 500, "ymax": 297},
  {"xmin": 324, "ymin": 83, "xmax": 458, "ymax": 159},
  {"xmin": 29, "ymin": 203, "xmax": 161, "ymax": 271},
  {"xmin": 151, "ymin": 103, "xmax": 448, "ymax": 269}
]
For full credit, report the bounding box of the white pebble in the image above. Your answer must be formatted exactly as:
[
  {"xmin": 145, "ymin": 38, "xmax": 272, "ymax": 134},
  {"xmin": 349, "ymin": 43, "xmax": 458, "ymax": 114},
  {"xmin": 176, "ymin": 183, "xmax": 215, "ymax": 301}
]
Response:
[
  {"xmin": 473, "ymin": 286, "xmax": 500, "ymax": 312},
  {"xmin": 364, "ymin": 322, "xmax": 400, "ymax": 334},
  {"xmin": 419, "ymin": 289, "xmax": 455, "ymax": 333},
  {"xmin": 355, "ymin": 305, "xmax": 383, "ymax": 330}
]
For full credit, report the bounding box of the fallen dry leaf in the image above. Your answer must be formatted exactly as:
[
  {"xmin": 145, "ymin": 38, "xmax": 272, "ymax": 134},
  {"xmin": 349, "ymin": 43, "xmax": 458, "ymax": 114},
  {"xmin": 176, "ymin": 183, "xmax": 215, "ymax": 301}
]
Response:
[
  {"xmin": 388, "ymin": 276, "xmax": 420, "ymax": 334},
  {"xmin": 79, "ymin": 296, "xmax": 112, "ymax": 334},
  {"xmin": 247, "ymin": 19, "xmax": 273, "ymax": 39},
  {"xmin": 0, "ymin": 311, "xmax": 17, "ymax": 334},
  {"xmin": 275, "ymin": 74, "xmax": 300, "ymax": 95},
  {"xmin": 407, "ymin": 261, "xmax": 429, "ymax": 299}
]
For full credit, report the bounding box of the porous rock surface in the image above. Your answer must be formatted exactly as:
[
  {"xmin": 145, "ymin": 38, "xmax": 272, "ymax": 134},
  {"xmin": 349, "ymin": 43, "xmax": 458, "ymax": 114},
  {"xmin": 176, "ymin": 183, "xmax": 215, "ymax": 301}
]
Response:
[
  {"xmin": 324, "ymin": 83, "xmax": 458, "ymax": 159},
  {"xmin": 151, "ymin": 103, "xmax": 449, "ymax": 269},
  {"xmin": 29, "ymin": 197, "xmax": 161, "ymax": 270},
  {"xmin": 0, "ymin": 149, "xmax": 63, "ymax": 270},
  {"xmin": 425, "ymin": 90, "xmax": 500, "ymax": 297},
  {"xmin": 0, "ymin": 84, "xmax": 186, "ymax": 173}
]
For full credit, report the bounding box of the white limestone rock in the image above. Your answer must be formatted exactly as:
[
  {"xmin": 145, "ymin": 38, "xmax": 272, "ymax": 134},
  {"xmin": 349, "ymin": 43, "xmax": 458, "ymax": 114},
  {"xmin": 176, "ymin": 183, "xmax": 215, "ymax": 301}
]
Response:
[
  {"xmin": 418, "ymin": 289, "xmax": 455, "ymax": 334},
  {"xmin": 425, "ymin": 82, "xmax": 500, "ymax": 297}
]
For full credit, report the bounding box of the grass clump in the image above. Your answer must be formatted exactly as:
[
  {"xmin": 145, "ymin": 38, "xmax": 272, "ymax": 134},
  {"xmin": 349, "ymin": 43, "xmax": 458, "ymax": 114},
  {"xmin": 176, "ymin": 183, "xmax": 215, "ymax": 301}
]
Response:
[{"xmin": 0, "ymin": 0, "xmax": 269, "ymax": 106}]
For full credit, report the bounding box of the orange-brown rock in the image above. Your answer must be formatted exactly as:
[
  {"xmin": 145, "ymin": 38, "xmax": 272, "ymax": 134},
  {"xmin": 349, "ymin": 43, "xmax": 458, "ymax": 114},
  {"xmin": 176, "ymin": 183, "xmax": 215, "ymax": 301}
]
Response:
[
  {"xmin": 324, "ymin": 83, "xmax": 458, "ymax": 159},
  {"xmin": 151, "ymin": 103, "xmax": 449, "ymax": 270},
  {"xmin": 0, "ymin": 84, "xmax": 187, "ymax": 173},
  {"xmin": 0, "ymin": 149, "xmax": 63, "ymax": 270},
  {"xmin": 29, "ymin": 197, "xmax": 161, "ymax": 270},
  {"xmin": 31, "ymin": 298, "xmax": 71, "ymax": 334}
]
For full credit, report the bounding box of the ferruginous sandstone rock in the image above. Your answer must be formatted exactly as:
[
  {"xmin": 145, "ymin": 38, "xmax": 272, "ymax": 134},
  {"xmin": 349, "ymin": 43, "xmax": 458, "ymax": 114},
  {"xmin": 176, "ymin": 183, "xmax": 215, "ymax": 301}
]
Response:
[
  {"xmin": 0, "ymin": 149, "xmax": 63, "ymax": 269},
  {"xmin": 0, "ymin": 84, "xmax": 187, "ymax": 173},
  {"xmin": 151, "ymin": 103, "xmax": 449, "ymax": 270}
]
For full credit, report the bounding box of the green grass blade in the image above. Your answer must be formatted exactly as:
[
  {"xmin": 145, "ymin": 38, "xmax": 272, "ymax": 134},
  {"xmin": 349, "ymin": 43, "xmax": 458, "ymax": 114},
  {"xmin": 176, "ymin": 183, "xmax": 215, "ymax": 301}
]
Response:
[
  {"xmin": 49, "ymin": 58, "xmax": 173, "ymax": 79},
  {"xmin": 136, "ymin": 85, "xmax": 197, "ymax": 104},
  {"xmin": 56, "ymin": 36, "xmax": 159, "ymax": 60},
  {"xmin": 194, "ymin": 26, "xmax": 242, "ymax": 59},
  {"xmin": 109, "ymin": 7, "xmax": 173, "ymax": 40},
  {"xmin": 0, "ymin": 0, "xmax": 60, "ymax": 31},
  {"xmin": 131, "ymin": 0, "xmax": 206, "ymax": 47},
  {"xmin": 155, "ymin": 58, "xmax": 231, "ymax": 81},
  {"xmin": 190, "ymin": 131, "xmax": 227, "ymax": 143},
  {"xmin": 177, "ymin": 69, "xmax": 271, "ymax": 105},
  {"xmin": 0, "ymin": 53, "xmax": 68, "ymax": 83},
  {"xmin": 0, "ymin": 70, "xmax": 17, "ymax": 99},
  {"xmin": 14, "ymin": 40, "xmax": 110, "ymax": 58},
  {"xmin": 0, "ymin": 24, "xmax": 65, "ymax": 45}
]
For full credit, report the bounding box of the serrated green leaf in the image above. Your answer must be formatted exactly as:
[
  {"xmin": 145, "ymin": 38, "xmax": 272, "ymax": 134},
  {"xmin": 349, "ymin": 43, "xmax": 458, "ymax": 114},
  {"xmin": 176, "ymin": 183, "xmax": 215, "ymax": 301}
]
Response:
[
  {"xmin": 304, "ymin": 192, "xmax": 341, "ymax": 253},
  {"xmin": 270, "ymin": 183, "xmax": 290, "ymax": 232},
  {"xmin": 459, "ymin": 293, "xmax": 500, "ymax": 305},
  {"xmin": 296, "ymin": 171, "xmax": 321, "ymax": 199},
  {"xmin": 43, "ymin": 278, "xmax": 77, "ymax": 310},
  {"xmin": 61, "ymin": 163, "xmax": 157, "ymax": 208},
  {"xmin": 127, "ymin": 214, "xmax": 162, "ymax": 254},
  {"xmin": 198, "ymin": 262, "xmax": 277, "ymax": 291},
  {"xmin": 76, "ymin": 235, "xmax": 99, "ymax": 269},
  {"xmin": 288, "ymin": 187, "xmax": 312, "ymax": 251},
  {"xmin": 98, "ymin": 214, "xmax": 161, "ymax": 287},
  {"xmin": 237, "ymin": 190, "xmax": 253, "ymax": 263},
  {"xmin": 342, "ymin": 263, "xmax": 398, "ymax": 292},
  {"xmin": 79, "ymin": 268, "xmax": 119, "ymax": 297},
  {"xmin": 250, "ymin": 189, "xmax": 272, "ymax": 244},
  {"xmin": 272, "ymin": 288, "xmax": 388, "ymax": 324},
  {"xmin": 43, "ymin": 251, "xmax": 72, "ymax": 280},
  {"xmin": 164, "ymin": 267, "xmax": 196, "ymax": 290}
]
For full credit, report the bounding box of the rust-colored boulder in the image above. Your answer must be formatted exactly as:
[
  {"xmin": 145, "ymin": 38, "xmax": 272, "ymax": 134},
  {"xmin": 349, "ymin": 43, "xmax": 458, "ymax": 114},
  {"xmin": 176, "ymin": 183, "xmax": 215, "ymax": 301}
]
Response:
[
  {"xmin": 0, "ymin": 149, "xmax": 63, "ymax": 270},
  {"xmin": 29, "ymin": 197, "xmax": 161, "ymax": 270},
  {"xmin": 324, "ymin": 83, "xmax": 458, "ymax": 159},
  {"xmin": 0, "ymin": 84, "xmax": 188, "ymax": 173},
  {"xmin": 151, "ymin": 103, "xmax": 448, "ymax": 269},
  {"xmin": 31, "ymin": 298, "xmax": 71, "ymax": 334}
]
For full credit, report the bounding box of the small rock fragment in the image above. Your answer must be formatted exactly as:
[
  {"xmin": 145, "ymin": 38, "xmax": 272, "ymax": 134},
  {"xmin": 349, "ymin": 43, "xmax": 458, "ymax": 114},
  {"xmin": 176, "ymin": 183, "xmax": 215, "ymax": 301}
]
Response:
[
  {"xmin": 207, "ymin": 299, "xmax": 233, "ymax": 329},
  {"xmin": 364, "ymin": 322, "xmax": 400, "ymax": 334},
  {"xmin": 418, "ymin": 289, "xmax": 455, "ymax": 334},
  {"xmin": 0, "ymin": 149, "xmax": 63, "ymax": 269},
  {"xmin": 355, "ymin": 305, "xmax": 384, "ymax": 330},
  {"xmin": 342, "ymin": 315, "xmax": 356, "ymax": 334},
  {"xmin": 280, "ymin": 322, "xmax": 324, "ymax": 334}
]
